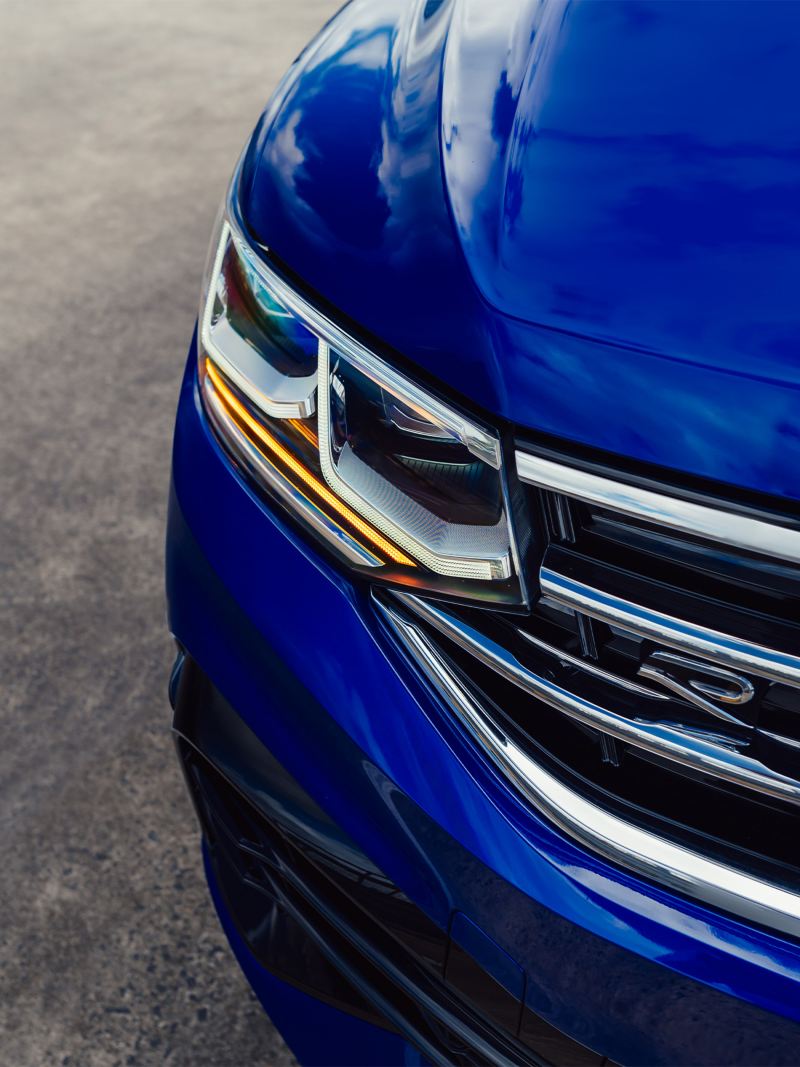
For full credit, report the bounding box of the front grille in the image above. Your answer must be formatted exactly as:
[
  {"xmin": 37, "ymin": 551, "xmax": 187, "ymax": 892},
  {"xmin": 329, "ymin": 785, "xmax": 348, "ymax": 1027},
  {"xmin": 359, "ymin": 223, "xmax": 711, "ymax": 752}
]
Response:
[{"xmin": 377, "ymin": 447, "xmax": 800, "ymax": 936}]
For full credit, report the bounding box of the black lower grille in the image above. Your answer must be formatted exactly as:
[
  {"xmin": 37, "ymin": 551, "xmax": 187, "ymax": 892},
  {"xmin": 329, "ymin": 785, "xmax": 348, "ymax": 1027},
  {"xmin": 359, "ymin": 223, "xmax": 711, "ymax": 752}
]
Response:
[{"xmin": 178, "ymin": 735, "xmax": 607, "ymax": 1066}]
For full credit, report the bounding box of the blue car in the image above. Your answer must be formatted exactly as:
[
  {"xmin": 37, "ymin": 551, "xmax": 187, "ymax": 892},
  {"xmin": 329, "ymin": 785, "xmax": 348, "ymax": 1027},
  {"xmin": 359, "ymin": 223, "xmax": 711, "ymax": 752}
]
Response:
[{"xmin": 167, "ymin": 1, "xmax": 800, "ymax": 1063}]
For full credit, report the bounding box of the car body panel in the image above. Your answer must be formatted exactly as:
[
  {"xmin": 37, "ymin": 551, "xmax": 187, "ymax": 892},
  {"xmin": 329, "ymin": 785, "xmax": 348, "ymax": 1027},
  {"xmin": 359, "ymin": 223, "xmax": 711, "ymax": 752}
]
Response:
[{"xmin": 242, "ymin": 0, "xmax": 800, "ymax": 500}]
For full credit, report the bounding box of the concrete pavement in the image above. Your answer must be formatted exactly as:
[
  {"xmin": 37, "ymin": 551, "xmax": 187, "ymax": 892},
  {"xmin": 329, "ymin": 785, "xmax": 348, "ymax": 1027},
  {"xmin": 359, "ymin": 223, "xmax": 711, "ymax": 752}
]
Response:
[{"xmin": 1, "ymin": 2, "xmax": 339, "ymax": 1063}]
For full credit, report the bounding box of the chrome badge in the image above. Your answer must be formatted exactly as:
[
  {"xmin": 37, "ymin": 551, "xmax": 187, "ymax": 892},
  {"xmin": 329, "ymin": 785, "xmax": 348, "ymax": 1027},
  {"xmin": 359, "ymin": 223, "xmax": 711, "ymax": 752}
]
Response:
[{"xmin": 638, "ymin": 650, "xmax": 755, "ymax": 727}]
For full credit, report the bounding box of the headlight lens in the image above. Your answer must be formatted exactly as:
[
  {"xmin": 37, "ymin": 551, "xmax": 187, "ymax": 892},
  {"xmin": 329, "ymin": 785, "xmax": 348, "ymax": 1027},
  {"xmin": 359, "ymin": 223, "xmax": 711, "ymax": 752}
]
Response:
[{"xmin": 197, "ymin": 208, "xmax": 525, "ymax": 605}]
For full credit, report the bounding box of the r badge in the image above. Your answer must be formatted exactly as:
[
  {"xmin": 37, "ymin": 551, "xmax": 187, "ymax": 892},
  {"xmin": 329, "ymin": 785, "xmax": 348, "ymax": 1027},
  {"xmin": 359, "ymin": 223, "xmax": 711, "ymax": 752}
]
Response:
[{"xmin": 638, "ymin": 650, "xmax": 755, "ymax": 728}]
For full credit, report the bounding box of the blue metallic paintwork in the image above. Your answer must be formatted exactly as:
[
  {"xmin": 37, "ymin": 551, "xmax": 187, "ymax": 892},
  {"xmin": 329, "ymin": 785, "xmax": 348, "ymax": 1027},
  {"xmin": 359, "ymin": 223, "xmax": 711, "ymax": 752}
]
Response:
[
  {"xmin": 242, "ymin": 0, "xmax": 800, "ymax": 501},
  {"xmin": 169, "ymin": 342, "xmax": 800, "ymax": 1063}
]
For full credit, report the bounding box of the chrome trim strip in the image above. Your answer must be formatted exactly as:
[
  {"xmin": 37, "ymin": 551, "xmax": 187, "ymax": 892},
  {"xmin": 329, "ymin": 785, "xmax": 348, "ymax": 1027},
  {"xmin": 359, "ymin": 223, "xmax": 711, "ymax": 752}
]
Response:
[
  {"xmin": 762, "ymin": 730, "xmax": 800, "ymax": 752},
  {"xmin": 540, "ymin": 568, "xmax": 800, "ymax": 688},
  {"xmin": 201, "ymin": 223, "xmax": 317, "ymax": 420},
  {"xmin": 376, "ymin": 597, "xmax": 800, "ymax": 938},
  {"xmin": 516, "ymin": 629, "xmax": 670, "ymax": 701},
  {"xmin": 391, "ymin": 591, "xmax": 800, "ymax": 805},
  {"xmin": 515, "ymin": 451, "xmax": 800, "ymax": 567}
]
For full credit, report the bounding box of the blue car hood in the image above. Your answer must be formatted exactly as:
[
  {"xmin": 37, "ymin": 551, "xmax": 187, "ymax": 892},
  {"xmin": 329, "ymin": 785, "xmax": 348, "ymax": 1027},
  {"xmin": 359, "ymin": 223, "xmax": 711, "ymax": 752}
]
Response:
[{"xmin": 241, "ymin": 0, "xmax": 800, "ymax": 501}]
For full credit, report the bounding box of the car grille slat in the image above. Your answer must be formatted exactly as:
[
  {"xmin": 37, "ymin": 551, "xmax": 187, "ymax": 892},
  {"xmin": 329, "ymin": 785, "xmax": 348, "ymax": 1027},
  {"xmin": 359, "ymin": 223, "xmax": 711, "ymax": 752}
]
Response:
[
  {"xmin": 515, "ymin": 451, "xmax": 800, "ymax": 567},
  {"xmin": 539, "ymin": 566, "xmax": 800, "ymax": 688}
]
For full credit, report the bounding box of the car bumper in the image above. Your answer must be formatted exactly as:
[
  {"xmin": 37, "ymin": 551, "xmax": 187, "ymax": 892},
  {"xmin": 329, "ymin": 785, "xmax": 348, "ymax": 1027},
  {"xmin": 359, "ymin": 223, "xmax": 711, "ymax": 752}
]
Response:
[{"xmin": 167, "ymin": 339, "xmax": 800, "ymax": 1066}]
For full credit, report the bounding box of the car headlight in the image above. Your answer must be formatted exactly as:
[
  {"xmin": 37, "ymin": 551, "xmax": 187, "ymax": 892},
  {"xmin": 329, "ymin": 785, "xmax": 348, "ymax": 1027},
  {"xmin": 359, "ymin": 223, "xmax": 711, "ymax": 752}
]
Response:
[{"xmin": 197, "ymin": 199, "xmax": 526, "ymax": 606}]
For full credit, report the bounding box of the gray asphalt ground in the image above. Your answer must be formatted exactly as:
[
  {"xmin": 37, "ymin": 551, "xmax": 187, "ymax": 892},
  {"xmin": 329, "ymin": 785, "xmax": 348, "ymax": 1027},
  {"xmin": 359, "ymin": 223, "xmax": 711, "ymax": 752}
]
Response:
[{"xmin": 1, "ymin": 2, "xmax": 339, "ymax": 1064}]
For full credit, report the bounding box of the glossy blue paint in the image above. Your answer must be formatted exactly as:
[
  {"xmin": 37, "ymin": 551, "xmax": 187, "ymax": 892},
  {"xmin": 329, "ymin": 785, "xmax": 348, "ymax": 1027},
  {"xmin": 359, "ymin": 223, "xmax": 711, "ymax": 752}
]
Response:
[
  {"xmin": 242, "ymin": 0, "xmax": 800, "ymax": 500},
  {"xmin": 168, "ymin": 344, "xmax": 800, "ymax": 1063}
]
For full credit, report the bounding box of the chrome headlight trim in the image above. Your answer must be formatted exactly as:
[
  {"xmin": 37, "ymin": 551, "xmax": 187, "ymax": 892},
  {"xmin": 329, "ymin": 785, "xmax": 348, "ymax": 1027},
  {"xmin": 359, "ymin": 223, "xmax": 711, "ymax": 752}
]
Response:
[
  {"xmin": 200, "ymin": 221, "xmax": 318, "ymax": 420},
  {"xmin": 197, "ymin": 186, "xmax": 524, "ymax": 598},
  {"xmin": 317, "ymin": 340, "xmax": 514, "ymax": 582},
  {"xmin": 203, "ymin": 377, "xmax": 382, "ymax": 569}
]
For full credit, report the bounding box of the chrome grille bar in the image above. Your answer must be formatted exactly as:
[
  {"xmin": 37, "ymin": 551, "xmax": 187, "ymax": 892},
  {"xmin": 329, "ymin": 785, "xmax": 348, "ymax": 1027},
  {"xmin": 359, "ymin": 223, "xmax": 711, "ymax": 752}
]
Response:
[
  {"xmin": 516, "ymin": 628, "xmax": 671, "ymax": 700},
  {"xmin": 540, "ymin": 568, "xmax": 800, "ymax": 688},
  {"xmin": 515, "ymin": 451, "xmax": 800, "ymax": 567},
  {"xmin": 391, "ymin": 591, "xmax": 800, "ymax": 806},
  {"xmin": 376, "ymin": 596, "xmax": 800, "ymax": 939}
]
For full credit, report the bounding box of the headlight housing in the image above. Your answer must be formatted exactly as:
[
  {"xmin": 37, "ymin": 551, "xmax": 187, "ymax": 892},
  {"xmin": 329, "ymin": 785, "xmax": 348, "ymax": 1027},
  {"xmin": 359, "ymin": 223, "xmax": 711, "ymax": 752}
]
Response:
[{"xmin": 197, "ymin": 198, "xmax": 526, "ymax": 606}]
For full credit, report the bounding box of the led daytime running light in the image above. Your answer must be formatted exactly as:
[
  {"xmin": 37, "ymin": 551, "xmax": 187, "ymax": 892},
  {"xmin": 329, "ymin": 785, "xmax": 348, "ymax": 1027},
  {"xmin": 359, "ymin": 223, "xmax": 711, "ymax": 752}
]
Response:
[{"xmin": 204, "ymin": 359, "xmax": 416, "ymax": 567}]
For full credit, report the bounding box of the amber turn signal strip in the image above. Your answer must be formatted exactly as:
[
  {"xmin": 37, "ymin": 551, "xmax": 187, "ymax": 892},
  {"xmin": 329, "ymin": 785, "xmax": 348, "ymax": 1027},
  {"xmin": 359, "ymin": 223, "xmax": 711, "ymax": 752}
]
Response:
[{"xmin": 204, "ymin": 358, "xmax": 415, "ymax": 567}]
